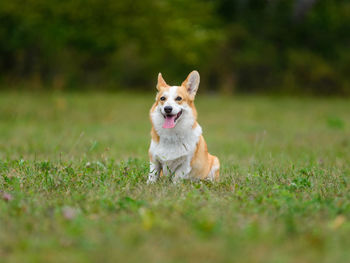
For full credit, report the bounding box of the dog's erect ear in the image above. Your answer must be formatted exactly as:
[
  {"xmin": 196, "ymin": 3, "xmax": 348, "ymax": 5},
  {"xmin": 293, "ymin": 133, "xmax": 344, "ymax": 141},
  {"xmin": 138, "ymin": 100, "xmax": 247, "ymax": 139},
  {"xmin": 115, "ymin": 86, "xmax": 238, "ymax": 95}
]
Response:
[
  {"xmin": 182, "ymin": 70, "xmax": 200, "ymax": 99},
  {"xmin": 157, "ymin": 73, "xmax": 168, "ymax": 91}
]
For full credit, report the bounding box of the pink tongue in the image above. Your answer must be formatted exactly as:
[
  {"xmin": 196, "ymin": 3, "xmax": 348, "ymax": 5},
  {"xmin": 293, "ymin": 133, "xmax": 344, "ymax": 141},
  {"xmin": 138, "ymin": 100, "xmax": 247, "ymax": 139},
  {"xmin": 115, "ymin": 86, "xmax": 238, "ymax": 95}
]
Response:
[{"xmin": 163, "ymin": 115, "xmax": 176, "ymax": 129}]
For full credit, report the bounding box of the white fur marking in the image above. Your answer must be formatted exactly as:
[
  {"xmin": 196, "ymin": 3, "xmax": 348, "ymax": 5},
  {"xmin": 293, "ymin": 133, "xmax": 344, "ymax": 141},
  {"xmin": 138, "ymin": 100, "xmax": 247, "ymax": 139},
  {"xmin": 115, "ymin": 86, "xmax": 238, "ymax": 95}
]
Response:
[
  {"xmin": 162, "ymin": 86, "xmax": 182, "ymax": 115},
  {"xmin": 208, "ymin": 164, "xmax": 219, "ymax": 181},
  {"xmin": 147, "ymin": 160, "xmax": 160, "ymax": 184},
  {"xmin": 207, "ymin": 158, "xmax": 219, "ymax": 182}
]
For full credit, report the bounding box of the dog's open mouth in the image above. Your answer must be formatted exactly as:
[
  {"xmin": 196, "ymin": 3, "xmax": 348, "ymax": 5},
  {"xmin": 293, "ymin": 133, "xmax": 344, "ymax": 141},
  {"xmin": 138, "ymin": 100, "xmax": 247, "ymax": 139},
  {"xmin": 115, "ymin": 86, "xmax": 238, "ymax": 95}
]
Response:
[{"xmin": 163, "ymin": 110, "xmax": 182, "ymax": 129}]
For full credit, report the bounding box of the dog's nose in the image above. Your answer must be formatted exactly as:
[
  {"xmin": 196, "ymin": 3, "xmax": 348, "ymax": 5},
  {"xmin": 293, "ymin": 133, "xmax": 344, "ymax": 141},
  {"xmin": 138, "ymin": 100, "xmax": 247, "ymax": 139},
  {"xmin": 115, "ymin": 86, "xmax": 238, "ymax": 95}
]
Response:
[{"xmin": 164, "ymin": 106, "xmax": 173, "ymax": 114}]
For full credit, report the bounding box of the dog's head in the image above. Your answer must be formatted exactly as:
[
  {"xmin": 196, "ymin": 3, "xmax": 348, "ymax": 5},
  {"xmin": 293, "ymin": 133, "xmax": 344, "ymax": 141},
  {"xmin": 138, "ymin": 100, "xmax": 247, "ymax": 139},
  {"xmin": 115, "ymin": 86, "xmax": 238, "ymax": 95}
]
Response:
[{"xmin": 151, "ymin": 71, "xmax": 200, "ymax": 129}]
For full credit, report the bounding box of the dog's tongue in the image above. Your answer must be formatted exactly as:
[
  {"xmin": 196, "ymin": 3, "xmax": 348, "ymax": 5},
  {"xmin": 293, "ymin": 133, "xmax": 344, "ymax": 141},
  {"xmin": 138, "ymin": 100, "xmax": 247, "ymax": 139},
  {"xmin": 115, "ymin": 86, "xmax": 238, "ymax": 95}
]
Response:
[{"xmin": 163, "ymin": 115, "xmax": 176, "ymax": 129}]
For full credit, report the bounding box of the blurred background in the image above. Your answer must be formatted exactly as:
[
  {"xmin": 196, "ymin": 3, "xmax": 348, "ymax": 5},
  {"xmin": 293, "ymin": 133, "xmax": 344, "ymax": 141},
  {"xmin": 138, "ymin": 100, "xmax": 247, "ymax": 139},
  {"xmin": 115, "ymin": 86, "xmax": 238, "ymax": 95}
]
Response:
[{"xmin": 0, "ymin": 0, "xmax": 349, "ymax": 95}]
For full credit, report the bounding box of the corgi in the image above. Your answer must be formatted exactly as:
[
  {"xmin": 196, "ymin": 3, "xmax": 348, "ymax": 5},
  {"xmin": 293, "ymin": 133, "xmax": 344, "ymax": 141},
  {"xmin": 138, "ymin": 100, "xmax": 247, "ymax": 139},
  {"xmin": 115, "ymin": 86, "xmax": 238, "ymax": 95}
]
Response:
[{"xmin": 147, "ymin": 70, "xmax": 220, "ymax": 183}]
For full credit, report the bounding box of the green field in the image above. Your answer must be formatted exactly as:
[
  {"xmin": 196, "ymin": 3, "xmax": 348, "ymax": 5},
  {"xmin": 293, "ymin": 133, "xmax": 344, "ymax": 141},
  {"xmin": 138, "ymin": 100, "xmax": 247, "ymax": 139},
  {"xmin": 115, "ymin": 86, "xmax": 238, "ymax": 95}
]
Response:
[{"xmin": 0, "ymin": 92, "xmax": 349, "ymax": 263}]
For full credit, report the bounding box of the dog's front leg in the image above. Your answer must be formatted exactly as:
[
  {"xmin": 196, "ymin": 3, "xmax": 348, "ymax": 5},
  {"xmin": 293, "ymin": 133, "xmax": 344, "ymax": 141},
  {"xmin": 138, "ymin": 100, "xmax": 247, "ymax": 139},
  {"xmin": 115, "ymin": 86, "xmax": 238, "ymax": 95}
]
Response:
[
  {"xmin": 147, "ymin": 161, "xmax": 161, "ymax": 184},
  {"xmin": 173, "ymin": 161, "xmax": 192, "ymax": 184}
]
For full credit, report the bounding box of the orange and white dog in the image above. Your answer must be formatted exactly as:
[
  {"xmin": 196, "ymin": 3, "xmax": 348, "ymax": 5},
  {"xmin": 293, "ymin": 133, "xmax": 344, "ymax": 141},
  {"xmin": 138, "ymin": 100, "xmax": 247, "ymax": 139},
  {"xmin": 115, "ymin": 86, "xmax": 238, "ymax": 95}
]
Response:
[{"xmin": 147, "ymin": 70, "xmax": 220, "ymax": 183}]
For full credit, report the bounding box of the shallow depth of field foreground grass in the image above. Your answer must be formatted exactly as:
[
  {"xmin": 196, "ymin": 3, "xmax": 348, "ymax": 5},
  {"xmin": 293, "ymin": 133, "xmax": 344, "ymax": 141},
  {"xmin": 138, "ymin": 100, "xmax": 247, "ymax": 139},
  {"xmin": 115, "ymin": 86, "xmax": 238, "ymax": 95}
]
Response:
[{"xmin": 0, "ymin": 92, "xmax": 349, "ymax": 263}]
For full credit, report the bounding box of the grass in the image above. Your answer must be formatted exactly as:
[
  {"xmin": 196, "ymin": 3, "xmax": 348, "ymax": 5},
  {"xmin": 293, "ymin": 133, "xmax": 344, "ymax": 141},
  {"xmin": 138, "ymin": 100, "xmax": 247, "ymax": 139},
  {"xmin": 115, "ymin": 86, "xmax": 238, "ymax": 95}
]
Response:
[{"xmin": 0, "ymin": 92, "xmax": 349, "ymax": 263}]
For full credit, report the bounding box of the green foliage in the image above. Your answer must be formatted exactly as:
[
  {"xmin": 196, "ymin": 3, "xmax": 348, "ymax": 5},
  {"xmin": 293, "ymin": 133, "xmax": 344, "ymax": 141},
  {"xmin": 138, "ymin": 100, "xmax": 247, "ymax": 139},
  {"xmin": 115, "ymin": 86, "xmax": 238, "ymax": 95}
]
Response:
[
  {"xmin": 211, "ymin": 0, "xmax": 350, "ymax": 95},
  {"xmin": 0, "ymin": 0, "xmax": 349, "ymax": 94},
  {"xmin": 0, "ymin": 0, "xmax": 220, "ymax": 89}
]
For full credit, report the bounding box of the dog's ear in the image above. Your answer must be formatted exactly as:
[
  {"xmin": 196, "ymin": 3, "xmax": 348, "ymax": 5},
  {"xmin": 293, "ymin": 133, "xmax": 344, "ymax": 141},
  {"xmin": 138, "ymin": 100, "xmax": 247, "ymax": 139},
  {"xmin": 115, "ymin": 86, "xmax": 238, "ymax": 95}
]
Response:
[
  {"xmin": 157, "ymin": 73, "xmax": 168, "ymax": 91},
  {"xmin": 182, "ymin": 70, "xmax": 200, "ymax": 100}
]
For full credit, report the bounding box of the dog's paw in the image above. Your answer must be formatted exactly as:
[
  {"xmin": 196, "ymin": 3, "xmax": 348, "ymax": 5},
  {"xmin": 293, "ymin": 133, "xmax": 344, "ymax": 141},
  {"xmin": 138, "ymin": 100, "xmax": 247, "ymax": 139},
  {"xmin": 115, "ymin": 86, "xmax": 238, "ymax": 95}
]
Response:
[
  {"xmin": 172, "ymin": 176, "xmax": 182, "ymax": 185},
  {"xmin": 147, "ymin": 176, "xmax": 157, "ymax": 184}
]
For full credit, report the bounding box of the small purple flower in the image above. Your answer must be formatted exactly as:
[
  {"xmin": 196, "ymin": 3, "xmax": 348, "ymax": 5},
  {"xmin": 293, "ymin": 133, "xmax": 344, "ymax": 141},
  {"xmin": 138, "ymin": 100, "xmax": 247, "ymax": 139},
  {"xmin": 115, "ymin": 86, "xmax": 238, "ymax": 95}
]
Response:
[{"xmin": 2, "ymin": 192, "xmax": 13, "ymax": 202}]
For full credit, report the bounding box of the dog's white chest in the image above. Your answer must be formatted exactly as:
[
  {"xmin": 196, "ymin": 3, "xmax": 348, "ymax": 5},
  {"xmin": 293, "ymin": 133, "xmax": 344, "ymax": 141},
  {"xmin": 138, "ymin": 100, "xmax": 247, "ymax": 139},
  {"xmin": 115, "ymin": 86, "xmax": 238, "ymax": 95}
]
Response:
[{"xmin": 150, "ymin": 125, "xmax": 202, "ymax": 167}]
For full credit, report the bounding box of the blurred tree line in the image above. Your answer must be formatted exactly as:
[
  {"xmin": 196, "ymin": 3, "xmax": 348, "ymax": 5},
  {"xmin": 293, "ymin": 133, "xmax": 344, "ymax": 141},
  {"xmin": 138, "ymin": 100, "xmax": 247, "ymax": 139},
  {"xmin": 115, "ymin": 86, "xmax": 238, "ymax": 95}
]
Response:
[{"xmin": 0, "ymin": 0, "xmax": 349, "ymax": 95}]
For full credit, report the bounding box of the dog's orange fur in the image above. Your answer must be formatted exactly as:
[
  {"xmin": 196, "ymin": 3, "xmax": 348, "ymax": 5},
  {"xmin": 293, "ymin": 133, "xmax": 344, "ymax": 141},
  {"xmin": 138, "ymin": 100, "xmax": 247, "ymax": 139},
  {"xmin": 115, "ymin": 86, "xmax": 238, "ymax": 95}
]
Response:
[{"xmin": 190, "ymin": 135, "xmax": 220, "ymax": 180}]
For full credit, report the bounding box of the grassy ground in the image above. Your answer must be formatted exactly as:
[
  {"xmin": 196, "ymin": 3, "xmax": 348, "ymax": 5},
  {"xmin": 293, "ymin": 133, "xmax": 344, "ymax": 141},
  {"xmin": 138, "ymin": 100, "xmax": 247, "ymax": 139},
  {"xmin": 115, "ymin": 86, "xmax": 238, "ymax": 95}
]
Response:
[{"xmin": 0, "ymin": 92, "xmax": 349, "ymax": 263}]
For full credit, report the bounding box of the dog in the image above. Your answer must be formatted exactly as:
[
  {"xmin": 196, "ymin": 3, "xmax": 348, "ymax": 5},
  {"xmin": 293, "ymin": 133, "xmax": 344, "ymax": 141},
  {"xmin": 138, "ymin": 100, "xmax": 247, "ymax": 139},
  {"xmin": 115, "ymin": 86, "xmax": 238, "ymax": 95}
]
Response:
[{"xmin": 147, "ymin": 70, "xmax": 220, "ymax": 183}]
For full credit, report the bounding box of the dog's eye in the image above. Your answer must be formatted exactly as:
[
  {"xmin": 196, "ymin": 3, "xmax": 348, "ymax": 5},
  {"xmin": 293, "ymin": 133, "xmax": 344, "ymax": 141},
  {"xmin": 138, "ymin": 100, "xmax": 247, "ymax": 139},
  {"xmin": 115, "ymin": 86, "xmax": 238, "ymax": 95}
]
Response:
[
  {"xmin": 175, "ymin": 96, "xmax": 182, "ymax": 101},
  {"xmin": 160, "ymin": 96, "xmax": 166, "ymax": 101}
]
